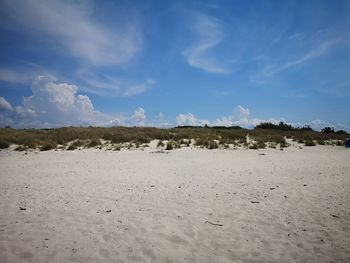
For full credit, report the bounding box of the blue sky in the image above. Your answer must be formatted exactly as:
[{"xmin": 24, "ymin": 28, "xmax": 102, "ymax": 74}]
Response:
[{"xmin": 0, "ymin": 0, "xmax": 349, "ymax": 130}]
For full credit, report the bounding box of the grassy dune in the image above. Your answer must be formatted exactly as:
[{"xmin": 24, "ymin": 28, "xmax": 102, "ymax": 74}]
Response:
[{"xmin": 0, "ymin": 125, "xmax": 348, "ymax": 151}]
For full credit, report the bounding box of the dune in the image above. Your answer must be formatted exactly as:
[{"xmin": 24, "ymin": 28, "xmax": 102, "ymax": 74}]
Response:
[{"xmin": 0, "ymin": 145, "xmax": 349, "ymax": 262}]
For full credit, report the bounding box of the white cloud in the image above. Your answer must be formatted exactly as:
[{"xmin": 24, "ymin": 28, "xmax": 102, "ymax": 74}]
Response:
[
  {"xmin": 0, "ymin": 0, "xmax": 141, "ymax": 66},
  {"xmin": 0, "ymin": 68, "xmax": 33, "ymax": 84},
  {"xmin": 234, "ymin": 105, "xmax": 250, "ymax": 119},
  {"xmin": 258, "ymin": 38, "xmax": 340, "ymax": 79},
  {"xmin": 183, "ymin": 14, "xmax": 229, "ymax": 74},
  {"xmin": 77, "ymin": 70, "xmax": 155, "ymax": 97},
  {"xmin": 1, "ymin": 90, "xmax": 348, "ymax": 131},
  {"xmin": 270, "ymin": 39, "xmax": 338, "ymax": 76},
  {"xmin": 175, "ymin": 106, "xmax": 281, "ymax": 128},
  {"xmin": 158, "ymin": 112, "xmax": 165, "ymax": 119},
  {"xmin": 132, "ymin": 108, "xmax": 146, "ymax": 126},
  {"xmin": 212, "ymin": 105, "xmax": 288, "ymax": 128},
  {"xmin": 176, "ymin": 113, "xmax": 209, "ymax": 126},
  {"xmin": 0, "ymin": 75, "xmax": 121, "ymax": 127},
  {"xmin": 307, "ymin": 119, "xmax": 333, "ymax": 131},
  {"xmin": 16, "ymin": 75, "xmax": 105, "ymax": 126},
  {"xmin": 145, "ymin": 112, "xmax": 173, "ymax": 127},
  {"xmin": 0, "ymin": 75, "xmax": 161, "ymax": 128},
  {"xmin": 0, "ymin": 97, "xmax": 13, "ymax": 111}
]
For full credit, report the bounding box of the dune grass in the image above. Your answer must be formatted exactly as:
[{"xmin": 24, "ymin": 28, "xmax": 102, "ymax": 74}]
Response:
[{"xmin": 0, "ymin": 125, "xmax": 348, "ymax": 151}]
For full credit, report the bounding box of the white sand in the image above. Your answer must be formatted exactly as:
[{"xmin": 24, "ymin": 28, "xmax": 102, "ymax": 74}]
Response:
[{"xmin": 0, "ymin": 146, "xmax": 349, "ymax": 263}]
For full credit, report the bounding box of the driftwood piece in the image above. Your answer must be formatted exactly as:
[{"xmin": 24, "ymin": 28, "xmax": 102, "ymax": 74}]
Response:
[{"xmin": 205, "ymin": 220, "xmax": 223, "ymax": 226}]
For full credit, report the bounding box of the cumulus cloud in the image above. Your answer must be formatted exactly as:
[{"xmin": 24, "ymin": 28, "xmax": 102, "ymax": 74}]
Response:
[
  {"xmin": 16, "ymin": 75, "xmax": 105, "ymax": 126},
  {"xmin": 0, "ymin": 97, "xmax": 13, "ymax": 111},
  {"xmin": 1, "ymin": 89, "xmax": 348, "ymax": 131},
  {"xmin": 176, "ymin": 113, "xmax": 209, "ymax": 126},
  {"xmin": 0, "ymin": 0, "xmax": 141, "ymax": 66},
  {"xmin": 183, "ymin": 14, "xmax": 229, "ymax": 74},
  {"xmin": 212, "ymin": 105, "xmax": 263, "ymax": 127},
  {"xmin": 0, "ymin": 75, "xmax": 160, "ymax": 128},
  {"xmin": 0, "ymin": 75, "xmax": 120, "ymax": 127},
  {"xmin": 132, "ymin": 108, "xmax": 146, "ymax": 126},
  {"xmin": 176, "ymin": 106, "xmax": 286, "ymax": 129},
  {"xmin": 234, "ymin": 105, "xmax": 250, "ymax": 119}
]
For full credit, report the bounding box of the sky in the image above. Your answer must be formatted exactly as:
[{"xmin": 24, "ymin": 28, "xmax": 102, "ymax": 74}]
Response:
[{"xmin": 0, "ymin": 0, "xmax": 349, "ymax": 130}]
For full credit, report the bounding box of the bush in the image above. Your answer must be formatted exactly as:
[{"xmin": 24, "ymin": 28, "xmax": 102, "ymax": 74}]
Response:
[
  {"xmin": 256, "ymin": 140, "xmax": 266, "ymax": 149},
  {"xmin": 166, "ymin": 141, "xmax": 173, "ymax": 150},
  {"xmin": 40, "ymin": 143, "xmax": 56, "ymax": 151},
  {"xmin": 207, "ymin": 140, "xmax": 218, "ymax": 149},
  {"xmin": 67, "ymin": 144, "xmax": 77, "ymax": 151},
  {"xmin": 14, "ymin": 145, "xmax": 27, "ymax": 151},
  {"xmin": 113, "ymin": 145, "xmax": 121, "ymax": 151},
  {"xmin": 0, "ymin": 140, "xmax": 9, "ymax": 149},
  {"xmin": 280, "ymin": 140, "xmax": 289, "ymax": 148},
  {"xmin": 157, "ymin": 140, "xmax": 164, "ymax": 148},
  {"xmin": 249, "ymin": 143, "xmax": 259, "ymax": 149},
  {"xmin": 336, "ymin": 140, "xmax": 344, "ymax": 146},
  {"xmin": 87, "ymin": 139, "xmax": 101, "ymax": 148},
  {"xmin": 317, "ymin": 140, "xmax": 325, "ymax": 145},
  {"xmin": 305, "ymin": 140, "xmax": 316, "ymax": 146}
]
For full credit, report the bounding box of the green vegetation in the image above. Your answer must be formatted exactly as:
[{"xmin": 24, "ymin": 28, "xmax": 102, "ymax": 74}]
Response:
[
  {"xmin": 0, "ymin": 140, "xmax": 9, "ymax": 149},
  {"xmin": 0, "ymin": 124, "xmax": 348, "ymax": 151},
  {"xmin": 165, "ymin": 141, "xmax": 174, "ymax": 150},
  {"xmin": 304, "ymin": 140, "xmax": 316, "ymax": 146}
]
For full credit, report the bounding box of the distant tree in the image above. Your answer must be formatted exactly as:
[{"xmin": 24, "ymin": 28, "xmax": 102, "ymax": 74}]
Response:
[
  {"xmin": 299, "ymin": 125, "xmax": 313, "ymax": 131},
  {"xmin": 321, "ymin": 127, "xmax": 335, "ymax": 134},
  {"xmin": 335, "ymin": 130, "xmax": 348, "ymax": 135},
  {"xmin": 255, "ymin": 121, "xmax": 293, "ymax": 131}
]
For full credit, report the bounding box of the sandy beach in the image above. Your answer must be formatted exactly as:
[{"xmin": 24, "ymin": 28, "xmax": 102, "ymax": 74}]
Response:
[{"xmin": 0, "ymin": 145, "xmax": 349, "ymax": 263}]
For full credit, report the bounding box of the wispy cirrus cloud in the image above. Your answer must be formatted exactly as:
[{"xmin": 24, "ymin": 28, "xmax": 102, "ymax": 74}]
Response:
[
  {"xmin": 0, "ymin": 68, "xmax": 30, "ymax": 84},
  {"xmin": 183, "ymin": 14, "xmax": 229, "ymax": 74},
  {"xmin": 316, "ymin": 80, "xmax": 350, "ymax": 97},
  {"xmin": 263, "ymin": 38, "xmax": 340, "ymax": 77},
  {"xmin": 0, "ymin": 0, "xmax": 141, "ymax": 66},
  {"xmin": 77, "ymin": 69, "xmax": 156, "ymax": 97}
]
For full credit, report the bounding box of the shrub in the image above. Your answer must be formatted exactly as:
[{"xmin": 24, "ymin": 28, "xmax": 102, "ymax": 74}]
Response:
[
  {"xmin": 249, "ymin": 143, "xmax": 259, "ymax": 149},
  {"xmin": 336, "ymin": 140, "xmax": 344, "ymax": 146},
  {"xmin": 40, "ymin": 143, "xmax": 56, "ymax": 151},
  {"xmin": 87, "ymin": 139, "xmax": 101, "ymax": 148},
  {"xmin": 14, "ymin": 145, "xmax": 27, "ymax": 151},
  {"xmin": 304, "ymin": 140, "xmax": 316, "ymax": 146},
  {"xmin": 280, "ymin": 140, "xmax": 289, "ymax": 148},
  {"xmin": 67, "ymin": 144, "xmax": 77, "ymax": 151},
  {"xmin": 207, "ymin": 140, "xmax": 218, "ymax": 149},
  {"xmin": 0, "ymin": 140, "xmax": 9, "ymax": 149},
  {"xmin": 113, "ymin": 145, "xmax": 121, "ymax": 151},
  {"xmin": 269, "ymin": 142, "xmax": 277, "ymax": 149},
  {"xmin": 256, "ymin": 140, "xmax": 266, "ymax": 149},
  {"xmin": 166, "ymin": 141, "xmax": 173, "ymax": 150},
  {"xmin": 317, "ymin": 140, "xmax": 325, "ymax": 145},
  {"xmin": 157, "ymin": 140, "xmax": 164, "ymax": 148}
]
